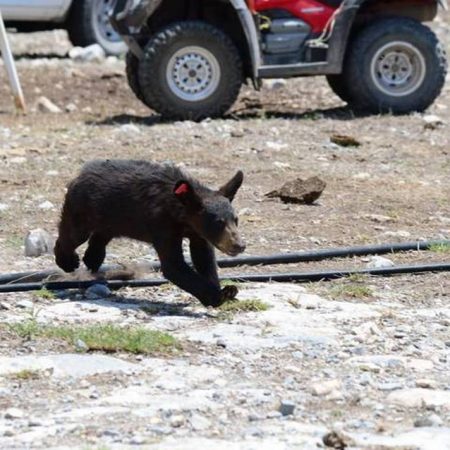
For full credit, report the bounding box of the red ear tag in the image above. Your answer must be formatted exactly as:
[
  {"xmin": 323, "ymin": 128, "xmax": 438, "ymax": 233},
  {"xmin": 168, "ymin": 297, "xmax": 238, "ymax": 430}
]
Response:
[{"xmin": 175, "ymin": 183, "xmax": 189, "ymax": 195}]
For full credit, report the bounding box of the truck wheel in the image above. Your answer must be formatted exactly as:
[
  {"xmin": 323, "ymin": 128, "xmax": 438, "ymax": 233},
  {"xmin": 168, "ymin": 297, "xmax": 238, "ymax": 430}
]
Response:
[
  {"xmin": 67, "ymin": 0, "xmax": 127, "ymax": 55},
  {"xmin": 126, "ymin": 52, "xmax": 149, "ymax": 105},
  {"xmin": 138, "ymin": 21, "xmax": 243, "ymax": 121},
  {"xmin": 326, "ymin": 74, "xmax": 352, "ymax": 104},
  {"xmin": 343, "ymin": 17, "xmax": 447, "ymax": 114}
]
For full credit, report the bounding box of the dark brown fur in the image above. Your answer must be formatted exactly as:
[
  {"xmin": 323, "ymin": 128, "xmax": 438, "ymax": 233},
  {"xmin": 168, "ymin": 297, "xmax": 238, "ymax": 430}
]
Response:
[{"xmin": 54, "ymin": 160, "xmax": 245, "ymax": 307}]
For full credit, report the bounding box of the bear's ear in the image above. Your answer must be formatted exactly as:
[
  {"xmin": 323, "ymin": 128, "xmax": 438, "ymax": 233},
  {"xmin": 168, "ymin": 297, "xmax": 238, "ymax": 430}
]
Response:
[
  {"xmin": 219, "ymin": 170, "xmax": 244, "ymax": 202},
  {"xmin": 174, "ymin": 180, "xmax": 203, "ymax": 210}
]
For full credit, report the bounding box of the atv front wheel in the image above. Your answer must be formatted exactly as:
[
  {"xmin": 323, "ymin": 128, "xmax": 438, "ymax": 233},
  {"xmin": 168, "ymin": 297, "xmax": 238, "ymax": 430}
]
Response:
[
  {"xmin": 343, "ymin": 18, "xmax": 447, "ymax": 114},
  {"xmin": 138, "ymin": 21, "xmax": 243, "ymax": 121}
]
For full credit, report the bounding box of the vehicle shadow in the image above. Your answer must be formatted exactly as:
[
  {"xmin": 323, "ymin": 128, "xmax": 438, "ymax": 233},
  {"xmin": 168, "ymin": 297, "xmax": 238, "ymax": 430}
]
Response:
[
  {"xmin": 89, "ymin": 105, "xmax": 367, "ymax": 127},
  {"xmin": 87, "ymin": 113, "xmax": 162, "ymax": 127}
]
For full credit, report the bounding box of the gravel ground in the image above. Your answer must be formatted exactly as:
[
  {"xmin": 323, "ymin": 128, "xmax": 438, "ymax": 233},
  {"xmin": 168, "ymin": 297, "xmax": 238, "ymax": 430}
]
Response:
[{"xmin": 0, "ymin": 13, "xmax": 449, "ymax": 450}]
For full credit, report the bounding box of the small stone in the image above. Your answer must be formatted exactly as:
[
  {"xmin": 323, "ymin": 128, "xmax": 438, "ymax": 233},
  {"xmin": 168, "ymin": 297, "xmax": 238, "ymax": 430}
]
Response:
[
  {"xmin": 415, "ymin": 379, "xmax": 437, "ymax": 389},
  {"xmin": 129, "ymin": 434, "xmax": 145, "ymax": 445},
  {"xmin": 377, "ymin": 382, "xmax": 404, "ymax": 392},
  {"xmin": 65, "ymin": 103, "xmax": 78, "ymax": 113},
  {"xmin": 266, "ymin": 176, "xmax": 326, "ymax": 204},
  {"xmin": 414, "ymin": 414, "xmax": 443, "ymax": 427},
  {"xmin": 24, "ymin": 228, "xmax": 54, "ymax": 257},
  {"xmin": 366, "ymin": 256, "xmax": 395, "ymax": 269},
  {"xmin": 75, "ymin": 339, "xmax": 88, "ymax": 352},
  {"xmin": 85, "ymin": 284, "xmax": 111, "ymax": 300},
  {"xmin": 5, "ymin": 408, "xmax": 24, "ymax": 419},
  {"xmin": 216, "ymin": 339, "xmax": 227, "ymax": 348},
  {"xmin": 118, "ymin": 123, "xmax": 140, "ymax": 134},
  {"xmin": 0, "ymin": 301, "xmax": 11, "ymax": 310},
  {"xmin": 38, "ymin": 201, "xmax": 55, "ymax": 210},
  {"xmin": 365, "ymin": 214, "xmax": 394, "ymax": 223},
  {"xmin": 330, "ymin": 134, "xmax": 361, "ymax": 147},
  {"xmin": 36, "ymin": 96, "xmax": 62, "ymax": 113},
  {"xmin": 17, "ymin": 300, "xmax": 34, "ymax": 309},
  {"xmin": 264, "ymin": 79, "xmax": 287, "ymax": 90},
  {"xmin": 28, "ymin": 419, "xmax": 44, "ymax": 427},
  {"xmin": 189, "ymin": 413, "xmax": 211, "ymax": 431},
  {"xmin": 279, "ymin": 400, "xmax": 295, "ymax": 416},
  {"xmin": 423, "ymin": 114, "xmax": 444, "ymax": 130},
  {"xmin": 170, "ymin": 415, "xmax": 185, "ymax": 428},
  {"xmin": 311, "ymin": 379, "xmax": 341, "ymax": 396}
]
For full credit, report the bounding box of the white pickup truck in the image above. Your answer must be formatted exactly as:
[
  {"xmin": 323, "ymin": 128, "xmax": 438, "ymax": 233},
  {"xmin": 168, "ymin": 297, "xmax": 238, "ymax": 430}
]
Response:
[{"xmin": 0, "ymin": 0, "xmax": 125, "ymax": 54}]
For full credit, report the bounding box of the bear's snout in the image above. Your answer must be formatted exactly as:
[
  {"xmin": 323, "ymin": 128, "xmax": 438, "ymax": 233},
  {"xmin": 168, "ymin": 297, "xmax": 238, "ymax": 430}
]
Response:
[{"xmin": 216, "ymin": 222, "xmax": 246, "ymax": 257}]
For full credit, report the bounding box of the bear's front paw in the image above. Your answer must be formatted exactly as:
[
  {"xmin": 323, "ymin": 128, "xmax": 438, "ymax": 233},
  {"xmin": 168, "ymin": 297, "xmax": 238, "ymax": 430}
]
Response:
[{"xmin": 221, "ymin": 285, "xmax": 238, "ymax": 302}]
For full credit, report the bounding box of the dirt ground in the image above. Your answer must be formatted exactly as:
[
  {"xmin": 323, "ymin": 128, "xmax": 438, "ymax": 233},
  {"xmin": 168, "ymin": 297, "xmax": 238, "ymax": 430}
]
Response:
[{"xmin": 0, "ymin": 15, "xmax": 449, "ymax": 450}]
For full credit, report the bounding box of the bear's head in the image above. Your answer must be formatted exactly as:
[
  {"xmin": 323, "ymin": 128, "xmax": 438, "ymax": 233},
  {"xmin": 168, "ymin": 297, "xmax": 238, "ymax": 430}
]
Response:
[{"xmin": 174, "ymin": 171, "xmax": 246, "ymax": 256}]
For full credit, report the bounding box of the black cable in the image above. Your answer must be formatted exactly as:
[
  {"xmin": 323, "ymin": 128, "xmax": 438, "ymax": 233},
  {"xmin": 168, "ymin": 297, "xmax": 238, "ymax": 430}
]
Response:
[
  {"xmin": 0, "ymin": 262, "xmax": 448, "ymax": 294},
  {"xmin": 0, "ymin": 239, "xmax": 448, "ymax": 285}
]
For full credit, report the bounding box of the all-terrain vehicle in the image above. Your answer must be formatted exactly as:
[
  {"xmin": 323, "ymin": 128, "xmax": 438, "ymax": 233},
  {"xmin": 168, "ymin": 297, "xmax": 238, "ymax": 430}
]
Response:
[{"xmin": 111, "ymin": 0, "xmax": 448, "ymax": 120}]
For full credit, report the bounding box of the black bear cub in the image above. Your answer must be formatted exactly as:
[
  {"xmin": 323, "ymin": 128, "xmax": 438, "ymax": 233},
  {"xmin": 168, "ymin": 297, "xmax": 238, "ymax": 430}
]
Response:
[{"xmin": 54, "ymin": 160, "xmax": 245, "ymax": 307}]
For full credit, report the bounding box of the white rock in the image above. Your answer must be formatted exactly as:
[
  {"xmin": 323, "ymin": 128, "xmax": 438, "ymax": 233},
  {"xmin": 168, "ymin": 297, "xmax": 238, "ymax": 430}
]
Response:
[
  {"xmin": 0, "ymin": 203, "xmax": 9, "ymax": 211},
  {"xmin": 17, "ymin": 300, "xmax": 34, "ymax": 309},
  {"xmin": 264, "ymin": 79, "xmax": 287, "ymax": 90},
  {"xmin": 24, "ymin": 228, "xmax": 54, "ymax": 257},
  {"xmin": 36, "ymin": 96, "xmax": 62, "ymax": 114},
  {"xmin": 415, "ymin": 379, "xmax": 438, "ymax": 389},
  {"xmin": 388, "ymin": 388, "xmax": 450, "ymax": 409},
  {"xmin": 423, "ymin": 114, "xmax": 444, "ymax": 129},
  {"xmin": 310, "ymin": 379, "xmax": 341, "ymax": 396},
  {"xmin": 189, "ymin": 413, "xmax": 211, "ymax": 431},
  {"xmin": 65, "ymin": 103, "xmax": 77, "ymax": 113},
  {"xmin": 38, "ymin": 201, "xmax": 55, "ymax": 210},
  {"xmin": 69, "ymin": 44, "xmax": 106, "ymax": 63},
  {"xmin": 118, "ymin": 123, "xmax": 141, "ymax": 134},
  {"xmin": 366, "ymin": 256, "xmax": 395, "ymax": 269},
  {"xmin": 5, "ymin": 408, "xmax": 25, "ymax": 419}
]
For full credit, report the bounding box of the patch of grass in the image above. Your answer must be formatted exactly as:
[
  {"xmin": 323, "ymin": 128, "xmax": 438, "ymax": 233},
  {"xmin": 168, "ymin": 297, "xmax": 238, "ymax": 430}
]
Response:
[
  {"xmin": 429, "ymin": 243, "xmax": 450, "ymax": 254},
  {"xmin": 34, "ymin": 288, "xmax": 56, "ymax": 300},
  {"xmin": 218, "ymin": 298, "xmax": 269, "ymax": 313},
  {"xmin": 9, "ymin": 369, "xmax": 42, "ymax": 381},
  {"xmin": 7, "ymin": 320, "xmax": 179, "ymax": 355},
  {"xmin": 329, "ymin": 283, "xmax": 373, "ymax": 299},
  {"xmin": 220, "ymin": 279, "xmax": 241, "ymax": 288}
]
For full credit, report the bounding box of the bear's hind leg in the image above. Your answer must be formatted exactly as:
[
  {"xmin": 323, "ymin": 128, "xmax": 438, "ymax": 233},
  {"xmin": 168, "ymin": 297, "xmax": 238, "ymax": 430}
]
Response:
[{"xmin": 83, "ymin": 233, "xmax": 112, "ymax": 273}]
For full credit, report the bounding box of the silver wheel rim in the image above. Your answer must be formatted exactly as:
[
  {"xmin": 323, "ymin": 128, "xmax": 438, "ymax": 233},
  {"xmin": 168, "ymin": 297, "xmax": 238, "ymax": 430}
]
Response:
[
  {"xmin": 370, "ymin": 41, "xmax": 426, "ymax": 97},
  {"xmin": 166, "ymin": 46, "xmax": 221, "ymax": 102},
  {"xmin": 93, "ymin": 0, "xmax": 122, "ymax": 44}
]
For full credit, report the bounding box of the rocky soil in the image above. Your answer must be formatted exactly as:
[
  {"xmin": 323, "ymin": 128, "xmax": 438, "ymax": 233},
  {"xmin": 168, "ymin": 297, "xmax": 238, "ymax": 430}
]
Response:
[{"xmin": 0, "ymin": 14, "xmax": 449, "ymax": 450}]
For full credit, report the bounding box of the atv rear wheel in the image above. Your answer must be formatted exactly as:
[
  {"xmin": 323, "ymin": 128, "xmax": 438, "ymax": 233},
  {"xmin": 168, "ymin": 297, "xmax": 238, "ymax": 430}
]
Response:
[
  {"xmin": 138, "ymin": 21, "xmax": 243, "ymax": 121},
  {"xmin": 343, "ymin": 17, "xmax": 447, "ymax": 114}
]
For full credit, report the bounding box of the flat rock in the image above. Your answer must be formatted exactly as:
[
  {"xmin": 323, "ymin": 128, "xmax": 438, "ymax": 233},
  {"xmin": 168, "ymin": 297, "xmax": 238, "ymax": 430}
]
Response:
[
  {"xmin": 265, "ymin": 176, "xmax": 326, "ymax": 204},
  {"xmin": 387, "ymin": 389, "xmax": 450, "ymax": 409},
  {"xmin": 35, "ymin": 96, "xmax": 62, "ymax": 114},
  {"xmin": 24, "ymin": 228, "xmax": 54, "ymax": 257},
  {"xmin": 0, "ymin": 354, "xmax": 141, "ymax": 379}
]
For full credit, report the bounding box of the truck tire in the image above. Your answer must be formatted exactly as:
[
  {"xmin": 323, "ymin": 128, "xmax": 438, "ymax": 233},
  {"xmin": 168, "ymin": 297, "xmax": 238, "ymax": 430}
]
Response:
[
  {"xmin": 138, "ymin": 21, "xmax": 243, "ymax": 121},
  {"xmin": 126, "ymin": 52, "xmax": 148, "ymax": 105},
  {"xmin": 343, "ymin": 17, "xmax": 447, "ymax": 114},
  {"xmin": 67, "ymin": 0, "xmax": 127, "ymax": 55}
]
